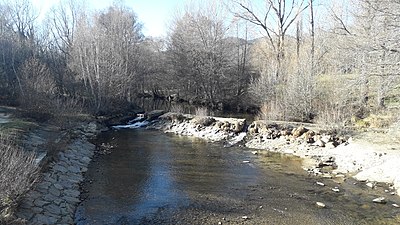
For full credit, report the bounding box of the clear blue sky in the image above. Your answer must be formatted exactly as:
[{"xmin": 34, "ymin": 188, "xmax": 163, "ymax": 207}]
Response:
[{"xmin": 32, "ymin": 0, "xmax": 187, "ymax": 37}]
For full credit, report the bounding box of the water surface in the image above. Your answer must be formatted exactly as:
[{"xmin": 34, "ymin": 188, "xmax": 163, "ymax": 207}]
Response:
[{"xmin": 76, "ymin": 129, "xmax": 400, "ymax": 224}]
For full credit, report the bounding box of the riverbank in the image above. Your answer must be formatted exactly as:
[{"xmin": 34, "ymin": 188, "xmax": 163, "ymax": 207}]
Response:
[
  {"xmin": 0, "ymin": 106, "xmax": 106, "ymax": 224},
  {"xmin": 140, "ymin": 111, "xmax": 400, "ymax": 197}
]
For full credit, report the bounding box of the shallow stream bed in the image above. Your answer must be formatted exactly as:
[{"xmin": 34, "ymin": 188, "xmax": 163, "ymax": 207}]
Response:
[{"xmin": 76, "ymin": 129, "xmax": 400, "ymax": 224}]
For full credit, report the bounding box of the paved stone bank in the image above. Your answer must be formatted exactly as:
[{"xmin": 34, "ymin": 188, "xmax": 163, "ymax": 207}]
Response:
[{"xmin": 16, "ymin": 139, "xmax": 95, "ymax": 225}]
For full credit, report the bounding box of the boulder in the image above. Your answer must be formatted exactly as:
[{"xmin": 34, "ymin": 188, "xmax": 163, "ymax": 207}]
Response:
[{"xmin": 292, "ymin": 125, "xmax": 308, "ymax": 138}]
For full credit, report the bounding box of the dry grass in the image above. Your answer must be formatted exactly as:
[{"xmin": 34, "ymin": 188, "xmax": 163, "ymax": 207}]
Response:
[
  {"xmin": 170, "ymin": 104, "xmax": 184, "ymax": 114},
  {"xmin": 0, "ymin": 133, "xmax": 39, "ymax": 221},
  {"xmin": 195, "ymin": 107, "xmax": 210, "ymax": 117}
]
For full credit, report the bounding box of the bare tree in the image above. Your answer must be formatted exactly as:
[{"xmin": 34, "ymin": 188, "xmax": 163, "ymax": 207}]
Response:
[{"xmin": 231, "ymin": 0, "xmax": 309, "ymax": 80}]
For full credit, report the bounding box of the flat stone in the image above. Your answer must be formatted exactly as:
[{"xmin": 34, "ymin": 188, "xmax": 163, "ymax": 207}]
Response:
[
  {"xmin": 392, "ymin": 203, "xmax": 400, "ymax": 208},
  {"xmin": 80, "ymin": 156, "xmax": 91, "ymax": 164},
  {"xmin": 64, "ymin": 189, "xmax": 80, "ymax": 198},
  {"xmin": 44, "ymin": 203, "xmax": 61, "ymax": 215},
  {"xmin": 67, "ymin": 165, "xmax": 81, "ymax": 173},
  {"xmin": 68, "ymin": 175, "xmax": 83, "ymax": 183},
  {"xmin": 54, "ymin": 183, "xmax": 63, "ymax": 190},
  {"xmin": 59, "ymin": 215, "xmax": 74, "ymax": 224},
  {"xmin": 43, "ymin": 193, "xmax": 57, "ymax": 202},
  {"xmin": 49, "ymin": 186, "xmax": 61, "ymax": 197},
  {"xmin": 54, "ymin": 198, "xmax": 63, "ymax": 205},
  {"xmin": 33, "ymin": 214, "xmax": 56, "ymax": 224},
  {"xmin": 60, "ymin": 180, "xmax": 74, "ymax": 189},
  {"xmin": 316, "ymin": 202, "xmax": 326, "ymax": 208},
  {"xmin": 316, "ymin": 182, "xmax": 325, "ymax": 186},
  {"xmin": 34, "ymin": 199, "xmax": 50, "ymax": 207},
  {"xmin": 32, "ymin": 207, "xmax": 44, "ymax": 214},
  {"xmin": 53, "ymin": 165, "xmax": 68, "ymax": 173},
  {"xmin": 64, "ymin": 196, "xmax": 80, "ymax": 204}
]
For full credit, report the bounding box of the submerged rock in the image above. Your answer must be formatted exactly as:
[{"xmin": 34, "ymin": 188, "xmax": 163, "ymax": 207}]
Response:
[
  {"xmin": 372, "ymin": 197, "xmax": 386, "ymax": 204},
  {"xmin": 316, "ymin": 202, "xmax": 326, "ymax": 208}
]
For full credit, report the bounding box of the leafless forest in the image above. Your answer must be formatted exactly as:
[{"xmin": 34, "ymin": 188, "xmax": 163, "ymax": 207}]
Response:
[{"xmin": 0, "ymin": 0, "xmax": 399, "ymax": 125}]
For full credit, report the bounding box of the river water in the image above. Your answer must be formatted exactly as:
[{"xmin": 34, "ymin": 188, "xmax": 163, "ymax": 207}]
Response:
[{"xmin": 75, "ymin": 129, "xmax": 400, "ymax": 224}]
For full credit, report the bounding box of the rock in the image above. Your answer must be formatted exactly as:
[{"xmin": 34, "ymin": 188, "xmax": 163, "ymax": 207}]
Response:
[
  {"xmin": 251, "ymin": 151, "xmax": 258, "ymax": 155},
  {"xmin": 53, "ymin": 165, "xmax": 68, "ymax": 173},
  {"xmin": 392, "ymin": 203, "xmax": 399, "ymax": 208},
  {"xmin": 332, "ymin": 187, "xmax": 340, "ymax": 192},
  {"xmin": 49, "ymin": 186, "xmax": 61, "ymax": 197},
  {"xmin": 316, "ymin": 182, "xmax": 325, "ymax": 186},
  {"xmin": 316, "ymin": 202, "xmax": 326, "ymax": 208},
  {"xmin": 64, "ymin": 189, "xmax": 80, "ymax": 198},
  {"xmin": 322, "ymin": 174, "xmax": 332, "ymax": 179},
  {"xmin": 292, "ymin": 126, "xmax": 308, "ymax": 138},
  {"xmin": 146, "ymin": 110, "xmax": 165, "ymax": 121},
  {"xmin": 303, "ymin": 130, "xmax": 315, "ymax": 143},
  {"xmin": 34, "ymin": 199, "xmax": 50, "ymax": 207},
  {"xmin": 372, "ymin": 197, "xmax": 386, "ymax": 204},
  {"xmin": 54, "ymin": 183, "xmax": 63, "ymax": 190},
  {"xmin": 242, "ymin": 160, "xmax": 250, "ymax": 163},
  {"xmin": 314, "ymin": 139, "xmax": 325, "ymax": 147},
  {"xmin": 242, "ymin": 216, "xmax": 248, "ymax": 220},
  {"xmin": 45, "ymin": 203, "xmax": 62, "ymax": 215},
  {"xmin": 67, "ymin": 165, "xmax": 81, "ymax": 173},
  {"xmin": 366, "ymin": 182, "xmax": 375, "ymax": 188}
]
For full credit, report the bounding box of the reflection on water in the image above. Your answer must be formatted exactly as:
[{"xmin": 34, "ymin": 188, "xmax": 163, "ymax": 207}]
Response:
[{"xmin": 76, "ymin": 129, "xmax": 400, "ymax": 224}]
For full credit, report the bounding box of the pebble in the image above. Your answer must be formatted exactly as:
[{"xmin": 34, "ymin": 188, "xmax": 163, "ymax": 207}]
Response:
[
  {"xmin": 251, "ymin": 151, "xmax": 258, "ymax": 155},
  {"xmin": 332, "ymin": 187, "xmax": 340, "ymax": 192},
  {"xmin": 392, "ymin": 203, "xmax": 399, "ymax": 208},
  {"xmin": 316, "ymin": 182, "xmax": 325, "ymax": 186},
  {"xmin": 316, "ymin": 202, "xmax": 326, "ymax": 208},
  {"xmin": 242, "ymin": 216, "xmax": 248, "ymax": 220},
  {"xmin": 372, "ymin": 197, "xmax": 386, "ymax": 204},
  {"xmin": 242, "ymin": 160, "xmax": 250, "ymax": 163}
]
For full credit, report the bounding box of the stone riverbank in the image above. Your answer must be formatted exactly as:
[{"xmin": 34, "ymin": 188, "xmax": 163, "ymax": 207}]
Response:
[{"xmin": 15, "ymin": 122, "xmax": 101, "ymax": 225}]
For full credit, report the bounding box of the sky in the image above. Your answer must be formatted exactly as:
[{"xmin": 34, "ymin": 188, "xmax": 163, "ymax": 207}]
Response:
[{"xmin": 31, "ymin": 0, "xmax": 187, "ymax": 37}]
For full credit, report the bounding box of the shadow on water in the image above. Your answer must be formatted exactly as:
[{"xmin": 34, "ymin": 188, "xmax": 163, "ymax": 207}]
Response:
[{"xmin": 76, "ymin": 129, "xmax": 400, "ymax": 225}]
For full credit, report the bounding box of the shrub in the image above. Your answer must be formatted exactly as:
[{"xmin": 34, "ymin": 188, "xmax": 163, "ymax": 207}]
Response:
[
  {"xmin": 195, "ymin": 107, "xmax": 210, "ymax": 117},
  {"xmin": 0, "ymin": 133, "xmax": 39, "ymax": 222}
]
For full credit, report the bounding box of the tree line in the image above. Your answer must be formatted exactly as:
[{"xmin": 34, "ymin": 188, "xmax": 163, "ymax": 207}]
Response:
[{"xmin": 0, "ymin": 0, "xmax": 399, "ymax": 123}]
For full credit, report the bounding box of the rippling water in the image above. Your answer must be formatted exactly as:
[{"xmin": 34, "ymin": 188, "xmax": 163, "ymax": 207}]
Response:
[{"xmin": 75, "ymin": 129, "xmax": 400, "ymax": 224}]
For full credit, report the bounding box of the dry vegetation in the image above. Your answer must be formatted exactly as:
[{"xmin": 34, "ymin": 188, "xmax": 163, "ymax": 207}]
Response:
[{"xmin": 0, "ymin": 133, "xmax": 39, "ymax": 222}]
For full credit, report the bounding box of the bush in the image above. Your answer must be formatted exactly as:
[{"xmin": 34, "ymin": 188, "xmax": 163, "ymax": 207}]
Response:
[
  {"xmin": 195, "ymin": 107, "xmax": 210, "ymax": 117},
  {"xmin": 0, "ymin": 133, "xmax": 39, "ymax": 222}
]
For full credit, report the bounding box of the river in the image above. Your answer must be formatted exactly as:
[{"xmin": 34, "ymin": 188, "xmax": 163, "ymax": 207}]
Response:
[{"xmin": 75, "ymin": 129, "xmax": 400, "ymax": 224}]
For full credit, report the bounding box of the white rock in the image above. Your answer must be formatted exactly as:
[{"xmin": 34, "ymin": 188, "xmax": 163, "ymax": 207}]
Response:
[
  {"xmin": 392, "ymin": 203, "xmax": 399, "ymax": 208},
  {"xmin": 316, "ymin": 202, "xmax": 326, "ymax": 208},
  {"xmin": 316, "ymin": 182, "xmax": 325, "ymax": 186},
  {"xmin": 251, "ymin": 151, "xmax": 258, "ymax": 155},
  {"xmin": 366, "ymin": 182, "xmax": 375, "ymax": 188},
  {"xmin": 332, "ymin": 187, "xmax": 340, "ymax": 192},
  {"xmin": 242, "ymin": 160, "xmax": 250, "ymax": 163},
  {"xmin": 372, "ymin": 197, "xmax": 386, "ymax": 204},
  {"xmin": 242, "ymin": 216, "xmax": 248, "ymax": 220}
]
